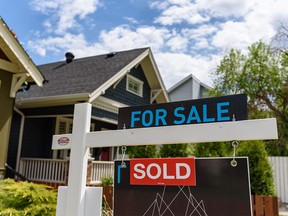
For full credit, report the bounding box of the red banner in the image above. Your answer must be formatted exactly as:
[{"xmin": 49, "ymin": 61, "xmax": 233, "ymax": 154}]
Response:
[{"xmin": 130, "ymin": 157, "xmax": 196, "ymax": 186}]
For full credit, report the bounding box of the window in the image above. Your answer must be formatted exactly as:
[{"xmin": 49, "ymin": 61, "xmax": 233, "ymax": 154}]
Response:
[{"xmin": 126, "ymin": 74, "xmax": 143, "ymax": 97}]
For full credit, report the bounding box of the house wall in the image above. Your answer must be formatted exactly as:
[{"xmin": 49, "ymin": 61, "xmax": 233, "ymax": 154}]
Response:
[
  {"xmin": 104, "ymin": 66, "xmax": 151, "ymax": 106},
  {"xmin": 0, "ymin": 70, "xmax": 14, "ymax": 179},
  {"xmin": 192, "ymin": 78, "xmax": 201, "ymax": 99},
  {"xmin": 200, "ymin": 85, "xmax": 209, "ymax": 98},
  {"xmin": 21, "ymin": 118, "xmax": 55, "ymax": 158},
  {"xmin": 169, "ymin": 79, "xmax": 192, "ymax": 102}
]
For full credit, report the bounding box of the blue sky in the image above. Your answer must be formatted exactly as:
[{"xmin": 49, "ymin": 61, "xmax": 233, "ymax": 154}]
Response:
[{"xmin": 1, "ymin": 0, "xmax": 288, "ymax": 89}]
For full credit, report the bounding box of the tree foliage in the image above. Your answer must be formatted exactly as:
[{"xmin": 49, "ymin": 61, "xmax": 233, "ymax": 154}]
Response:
[
  {"xmin": 210, "ymin": 41, "xmax": 288, "ymax": 155},
  {"xmin": 126, "ymin": 145, "xmax": 158, "ymax": 158},
  {"xmin": 237, "ymin": 141, "xmax": 275, "ymax": 195},
  {"xmin": 159, "ymin": 144, "xmax": 190, "ymax": 157}
]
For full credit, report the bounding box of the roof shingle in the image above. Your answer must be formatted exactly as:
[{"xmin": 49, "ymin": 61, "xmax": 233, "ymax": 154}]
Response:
[{"xmin": 16, "ymin": 48, "xmax": 148, "ymax": 100}]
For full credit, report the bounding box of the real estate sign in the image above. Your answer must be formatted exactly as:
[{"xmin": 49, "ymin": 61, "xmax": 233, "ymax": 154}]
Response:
[
  {"xmin": 118, "ymin": 94, "xmax": 248, "ymax": 129},
  {"xmin": 114, "ymin": 158, "xmax": 252, "ymax": 216}
]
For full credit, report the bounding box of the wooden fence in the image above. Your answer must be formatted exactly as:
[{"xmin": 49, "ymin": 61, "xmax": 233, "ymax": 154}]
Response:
[
  {"xmin": 251, "ymin": 195, "xmax": 278, "ymax": 216},
  {"xmin": 268, "ymin": 157, "xmax": 288, "ymax": 203}
]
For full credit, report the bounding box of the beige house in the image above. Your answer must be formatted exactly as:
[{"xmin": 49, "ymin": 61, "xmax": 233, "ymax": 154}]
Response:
[{"xmin": 0, "ymin": 17, "xmax": 44, "ymax": 178}]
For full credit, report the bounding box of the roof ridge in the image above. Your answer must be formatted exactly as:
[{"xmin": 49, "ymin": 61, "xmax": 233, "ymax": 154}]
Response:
[{"xmin": 37, "ymin": 47, "xmax": 149, "ymax": 67}]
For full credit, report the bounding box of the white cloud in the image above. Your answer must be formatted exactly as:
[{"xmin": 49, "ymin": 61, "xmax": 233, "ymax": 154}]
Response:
[
  {"xmin": 197, "ymin": 0, "xmax": 253, "ymax": 17},
  {"xmin": 154, "ymin": 52, "xmax": 221, "ymax": 89},
  {"xmin": 98, "ymin": 26, "xmax": 171, "ymax": 52},
  {"xmin": 30, "ymin": 0, "xmax": 102, "ymax": 34},
  {"xmin": 211, "ymin": 0, "xmax": 288, "ymax": 52},
  {"xmin": 124, "ymin": 17, "xmax": 139, "ymax": 24},
  {"xmin": 166, "ymin": 35, "xmax": 189, "ymax": 52},
  {"xmin": 154, "ymin": 4, "xmax": 210, "ymax": 25},
  {"xmin": 27, "ymin": 33, "xmax": 89, "ymax": 57},
  {"xmin": 27, "ymin": 0, "xmax": 288, "ymax": 89}
]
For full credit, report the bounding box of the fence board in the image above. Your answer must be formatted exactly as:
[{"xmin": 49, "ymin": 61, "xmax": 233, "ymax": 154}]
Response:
[{"xmin": 252, "ymin": 195, "xmax": 278, "ymax": 216}]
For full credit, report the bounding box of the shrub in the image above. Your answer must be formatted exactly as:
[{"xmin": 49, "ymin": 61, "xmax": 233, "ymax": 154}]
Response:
[
  {"xmin": 237, "ymin": 140, "xmax": 275, "ymax": 195},
  {"xmin": 0, "ymin": 179, "xmax": 57, "ymax": 216},
  {"xmin": 101, "ymin": 177, "xmax": 113, "ymax": 186}
]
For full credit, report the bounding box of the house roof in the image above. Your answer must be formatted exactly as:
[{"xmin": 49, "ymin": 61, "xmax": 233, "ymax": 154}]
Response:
[
  {"xmin": 168, "ymin": 74, "xmax": 211, "ymax": 93},
  {"xmin": 16, "ymin": 47, "xmax": 169, "ymax": 108},
  {"xmin": 0, "ymin": 17, "xmax": 44, "ymax": 88}
]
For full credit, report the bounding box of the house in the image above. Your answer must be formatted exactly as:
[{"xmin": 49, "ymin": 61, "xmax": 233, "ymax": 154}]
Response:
[
  {"xmin": 0, "ymin": 17, "xmax": 44, "ymax": 179},
  {"xmin": 168, "ymin": 74, "xmax": 211, "ymax": 102},
  {"xmin": 7, "ymin": 47, "xmax": 169, "ymax": 185}
]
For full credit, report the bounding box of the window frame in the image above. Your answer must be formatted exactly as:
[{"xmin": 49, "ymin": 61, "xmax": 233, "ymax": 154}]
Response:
[{"xmin": 126, "ymin": 74, "xmax": 144, "ymax": 97}]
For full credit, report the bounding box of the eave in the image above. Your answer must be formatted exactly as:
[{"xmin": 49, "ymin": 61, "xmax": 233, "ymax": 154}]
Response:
[
  {"xmin": 15, "ymin": 93, "xmax": 90, "ymax": 109},
  {"xmin": 0, "ymin": 17, "xmax": 44, "ymax": 87}
]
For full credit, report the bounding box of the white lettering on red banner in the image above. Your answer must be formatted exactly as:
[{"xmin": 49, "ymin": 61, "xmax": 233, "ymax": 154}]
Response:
[{"xmin": 130, "ymin": 158, "xmax": 196, "ymax": 186}]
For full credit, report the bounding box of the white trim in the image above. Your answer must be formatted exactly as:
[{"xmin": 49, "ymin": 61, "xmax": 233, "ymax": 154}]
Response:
[
  {"xmin": 0, "ymin": 18, "xmax": 44, "ymax": 86},
  {"xmin": 126, "ymin": 74, "xmax": 143, "ymax": 97},
  {"xmin": 10, "ymin": 73, "xmax": 27, "ymax": 98},
  {"xmin": 14, "ymin": 107, "xmax": 25, "ymax": 173},
  {"xmin": 113, "ymin": 73, "xmax": 127, "ymax": 89},
  {"xmin": 150, "ymin": 89, "xmax": 162, "ymax": 103},
  {"xmin": 16, "ymin": 93, "xmax": 90, "ymax": 108},
  {"xmin": 147, "ymin": 49, "xmax": 170, "ymax": 102},
  {"xmin": 96, "ymin": 96, "xmax": 128, "ymax": 108},
  {"xmin": 88, "ymin": 49, "xmax": 150, "ymax": 103},
  {"xmin": 93, "ymin": 100, "xmax": 118, "ymax": 114},
  {"xmin": 0, "ymin": 59, "xmax": 19, "ymax": 72}
]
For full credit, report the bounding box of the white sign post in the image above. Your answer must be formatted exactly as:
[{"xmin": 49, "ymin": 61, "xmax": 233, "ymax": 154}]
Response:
[{"xmin": 52, "ymin": 103, "xmax": 278, "ymax": 216}]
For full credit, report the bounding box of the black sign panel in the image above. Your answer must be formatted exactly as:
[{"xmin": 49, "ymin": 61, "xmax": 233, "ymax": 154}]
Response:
[
  {"xmin": 118, "ymin": 94, "xmax": 247, "ymax": 129},
  {"xmin": 114, "ymin": 158, "xmax": 252, "ymax": 216}
]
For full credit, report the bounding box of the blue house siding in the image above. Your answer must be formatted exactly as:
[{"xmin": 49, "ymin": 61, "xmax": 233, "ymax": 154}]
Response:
[
  {"xmin": 92, "ymin": 107, "xmax": 118, "ymax": 121},
  {"xmin": 104, "ymin": 66, "xmax": 151, "ymax": 106},
  {"xmin": 21, "ymin": 118, "xmax": 55, "ymax": 158}
]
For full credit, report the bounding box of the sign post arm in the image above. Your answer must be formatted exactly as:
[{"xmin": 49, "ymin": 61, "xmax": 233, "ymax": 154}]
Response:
[
  {"xmin": 86, "ymin": 118, "xmax": 278, "ymax": 148},
  {"xmin": 65, "ymin": 103, "xmax": 91, "ymax": 216}
]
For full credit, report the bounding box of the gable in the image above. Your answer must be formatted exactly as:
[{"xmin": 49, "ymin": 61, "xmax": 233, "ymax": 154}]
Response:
[{"xmin": 103, "ymin": 65, "xmax": 151, "ymax": 106}]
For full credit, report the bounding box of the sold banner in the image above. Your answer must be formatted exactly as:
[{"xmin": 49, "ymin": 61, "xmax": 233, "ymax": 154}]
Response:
[
  {"xmin": 114, "ymin": 157, "xmax": 252, "ymax": 216},
  {"xmin": 130, "ymin": 158, "xmax": 196, "ymax": 186}
]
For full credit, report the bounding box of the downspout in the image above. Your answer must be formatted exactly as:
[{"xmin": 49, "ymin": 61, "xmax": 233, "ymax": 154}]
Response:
[{"xmin": 13, "ymin": 107, "xmax": 25, "ymax": 173}]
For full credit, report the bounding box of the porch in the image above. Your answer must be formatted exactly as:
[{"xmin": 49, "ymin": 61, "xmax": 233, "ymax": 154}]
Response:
[{"xmin": 18, "ymin": 158, "xmax": 114, "ymax": 187}]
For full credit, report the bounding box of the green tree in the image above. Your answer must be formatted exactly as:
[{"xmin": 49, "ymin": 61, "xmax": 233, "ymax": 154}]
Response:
[
  {"xmin": 126, "ymin": 145, "xmax": 158, "ymax": 158},
  {"xmin": 193, "ymin": 142, "xmax": 230, "ymax": 157},
  {"xmin": 159, "ymin": 144, "xmax": 190, "ymax": 157},
  {"xmin": 211, "ymin": 41, "xmax": 288, "ymax": 155}
]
